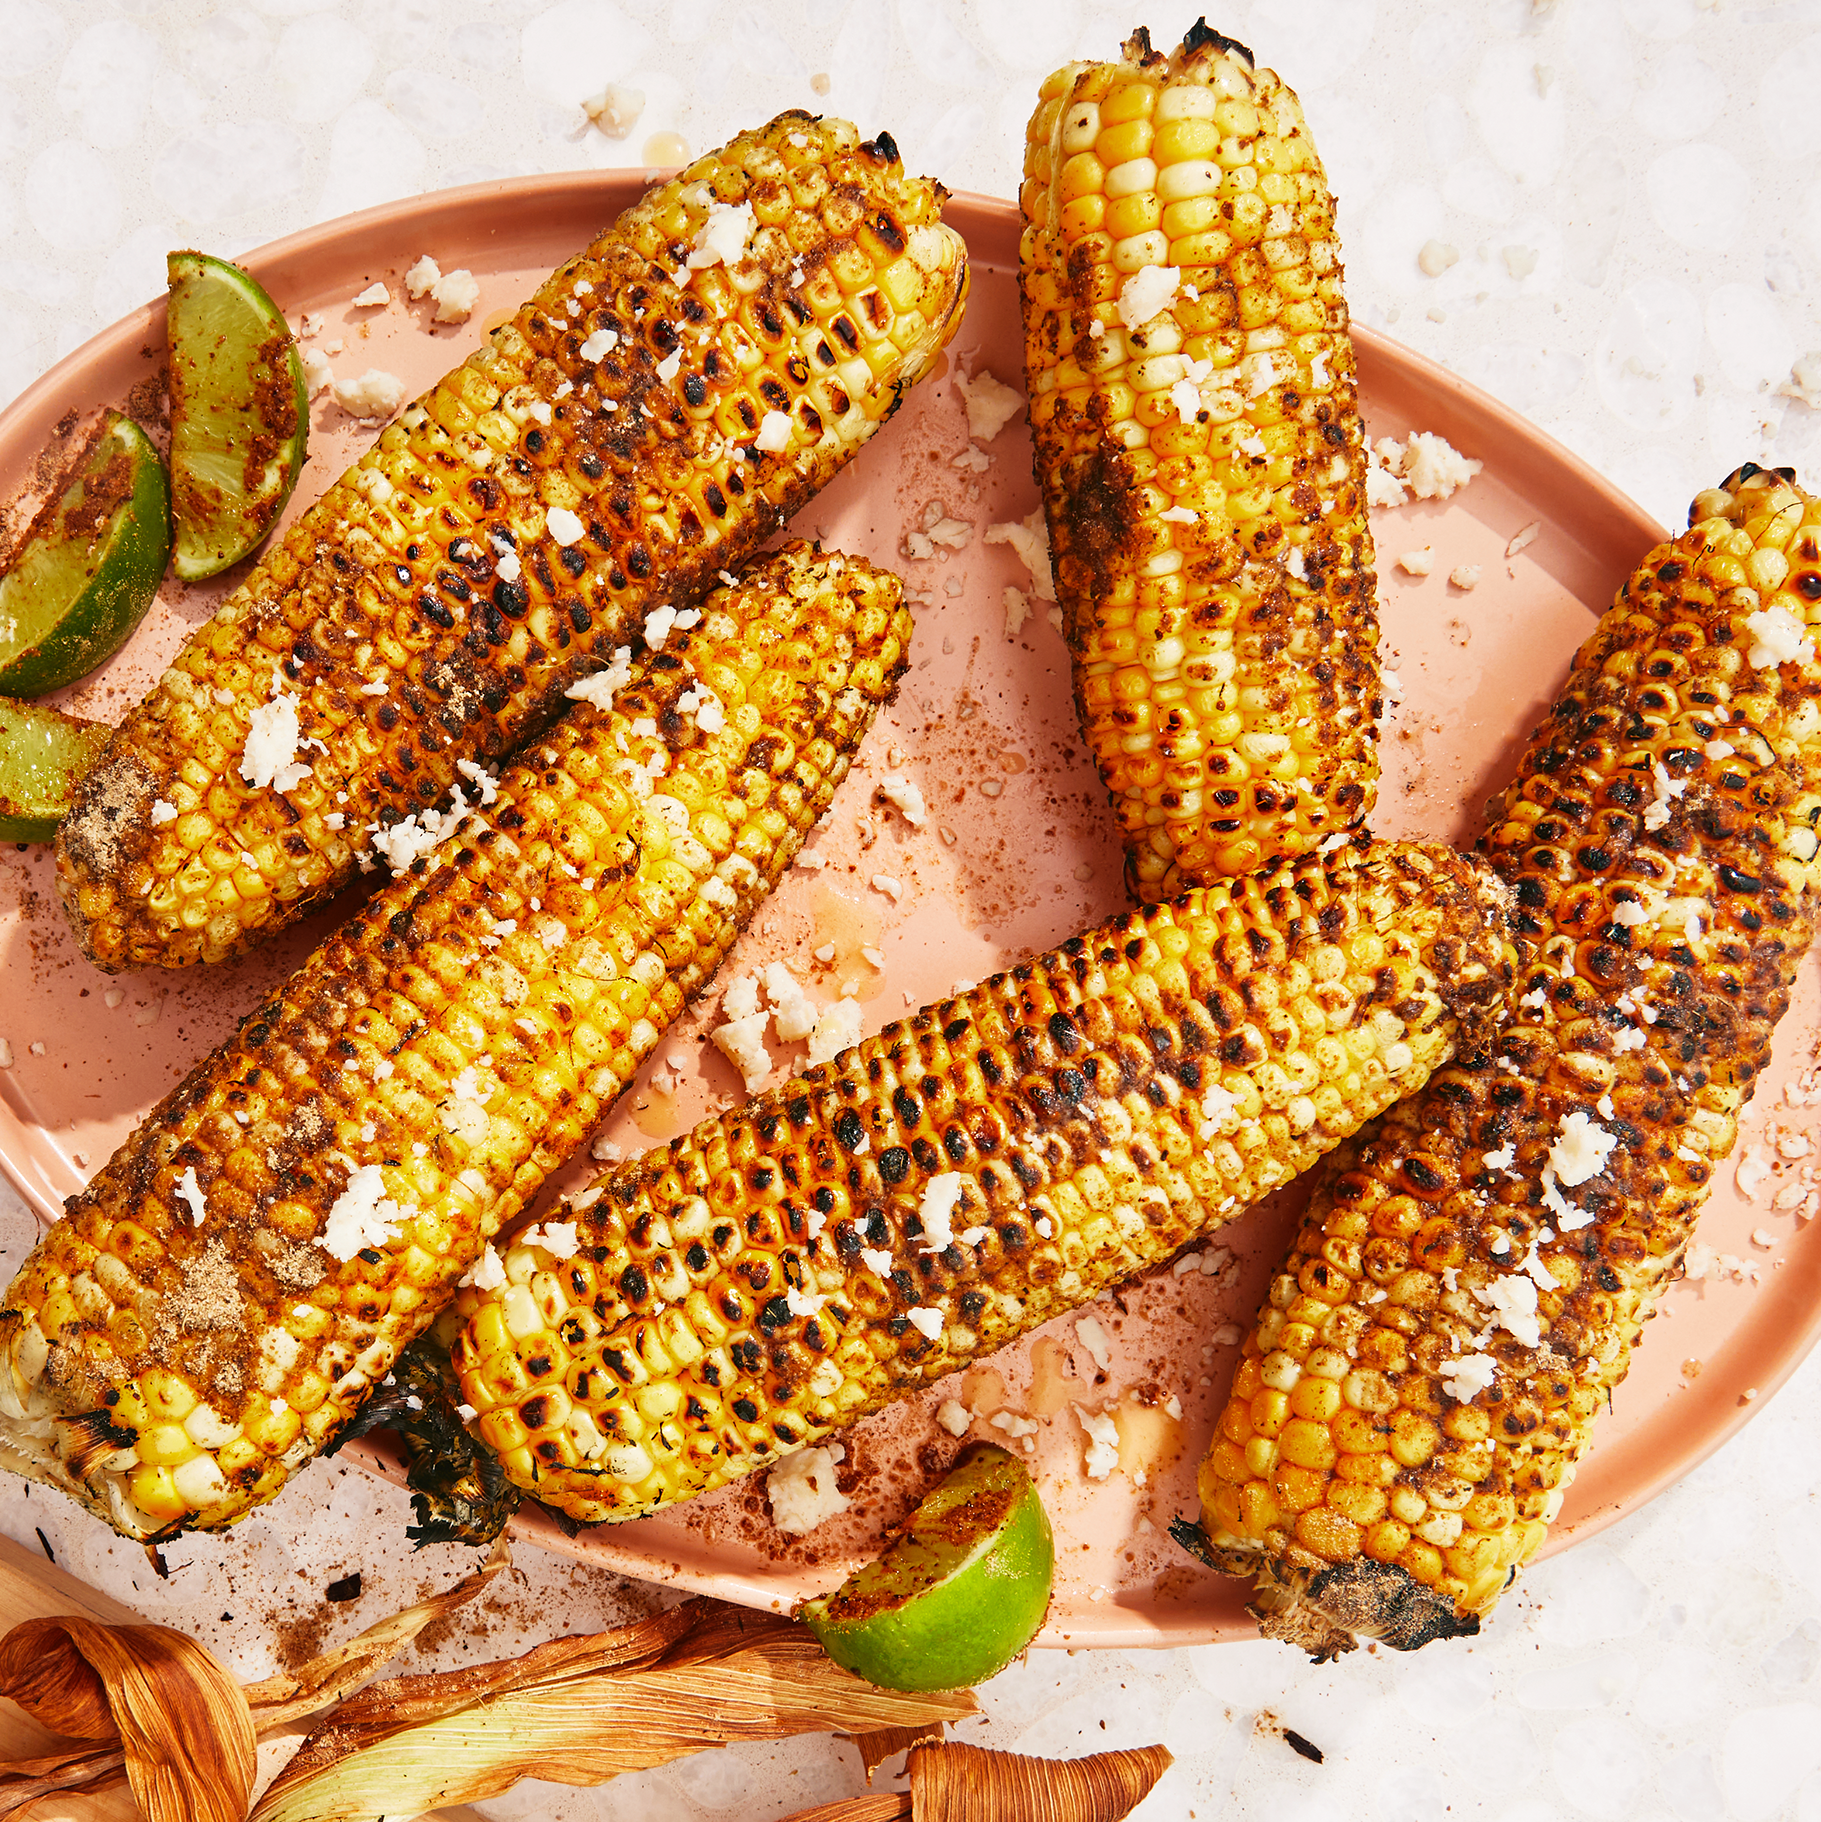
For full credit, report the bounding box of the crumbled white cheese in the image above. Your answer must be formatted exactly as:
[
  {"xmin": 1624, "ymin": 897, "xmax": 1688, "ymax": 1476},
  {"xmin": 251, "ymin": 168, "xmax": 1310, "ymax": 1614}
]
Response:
[
  {"xmin": 582, "ymin": 83, "xmax": 645, "ymax": 138},
  {"xmin": 241, "ymin": 687, "xmax": 311, "ymax": 794},
  {"xmin": 494, "ymin": 549, "xmax": 521, "ymax": 584},
  {"xmin": 877, "ymin": 772, "xmax": 926, "ymax": 827},
  {"xmin": 860, "ymin": 1245, "xmax": 895, "ymax": 1278},
  {"xmin": 1644, "ymin": 759, "xmax": 1690, "ymax": 832},
  {"xmin": 333, "ymin": 369, "xmax": 408, "ymax": 419},
  {"xmin": 1075, "ymin": 1404, "xmax": 1121, "ymax": 1480},
  {"xmin": 761, "ymin": 961, "xmax": 819, "ymax": 1044},
  {"xmin": 935, "ymin": 1399, "xmax": 971, "ymax": 1437},
  {"xmin": 917, "ymin": 1172, "xmax": 966, "ymax": 1252},
  {"xmin": 1505, "ymin": 520, "xmax": 1542, "ymax": 558},
  {"xmin": 149, "ymin": 798, "xmax": 179, "ymax": 825},
  {"xmin": 642, "ymin": 604, "xmax": 699, "ymax": 649},
  {"xmin": 711, "ymin": 1002, "xmax": 771, "ymax": 1092},
  {"xmin": 655, "ymin": 348, "xmax": 682, "ymax": 384},
  {"xmin": 430, "ymin": 268, "xmax": 479, "ymax": 323},
  {"xmin": 545, "ymin": 506, "xmax": 585, "ymax": 546},
  {"xmin": 351, "ymin": 282, "xmax": 390, "ymax": 308},
  {"xmin": 807, "ymin": 997, "xmax": 863, "ymax": 1065},
  {"xmin": 1745, "ymin": 602, "xmax": 1816, "ymax": 669},
  {"xmin": 565, "ymin": 645, "xmax": 635, "ymax": 711},
  {"xmin": 906, "ymin": 1305, "xmax": 944, "ymax": 1340},
  {"xmin": 1549, "ymin": 1110, "xmax": 1616, "ymax": 1187},
  {"xmin": 1471, "ymin": 1272, "xmax": 1541, "ymax": 1349},
  {"xmin": 1199, "ymin": 1081, "xmax": 1239, "ymax": 1135},
  {"xmin": 1397, "ymin": 547, "xmax": 1434, "ymax": 577},
  {"xmin": 404, "ymin": 255, "xmax": 441, "ymax": 299},
  {"xmin": 870, "ymin": 873, "xmax": 903, "ymax": 902},
  {"xmin": 1440, "ymin": 1353, "xmax": 1499, "ymax": 1402},
  {"xmin": 1117, "ymin": 265, "xmax": 1180, "ymax": 330},
  {"xmin": 1158, "ymin": 504, "xmax": 1198, "ymax": 524},
  {"xmin": 952, "ymin": 365, "xmax": 1024, "ymax": 443},
  {"xmin": 300, "ymin": 345, "xmax": 334, "ymax": 397},
  {"xmin": 1418, "ymin": 239, "xmax": 1459, "ymax": 277},
  {"xmin": 754, "ymin": 409, "xmax": 793, "ymax": 453},
  {"xmin": 579, "ymin": 327, "xmax": 619, "ymax": 362},
  {"xmin": 687, "ymin": 200, "xmax": 758, "ymax": 269},
  {"xmin": 322, "ymin": 1165, "xmax": 413, "ymax": 1262},
  {"xmin": 175, "ymin": 1167, "xmax": 207, "ymax": 1227},
  {"xmin": 991, "ymin": 1410, "xmax": 1039, "ymax": 1441},
  {"xmin": 985, "ymin": 507, "xmax": 1056, "ymax": 602},
  {"xmin": 767, "ymin": 1442, "xmax": 849, "ymax": 1535},
  {"xmin": 460, "ymin": 1243, "xmax": 508, "ymax": 1290},
  {"xmin": 1448, "ymin": 564, "xmax": 1482, "ymax": 591},
  {"xmin": 786, "ymin": 1284, "xmax": 827, "ymax": 1318},
  {"xmin": 1482, "ymin": 1143, "xmax": 1516, "ymax": 1172},
  {"xmin": 1075, "ymin": 1315, "xmax": 1113, "ymax": 1375}
]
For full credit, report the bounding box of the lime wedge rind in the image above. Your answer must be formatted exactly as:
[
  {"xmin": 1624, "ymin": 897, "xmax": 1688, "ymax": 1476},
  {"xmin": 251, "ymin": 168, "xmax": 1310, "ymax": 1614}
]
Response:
[
  {"xmin": 0, "ymin": 411, "xmax": 171, "ymax": 698},
  {"xmin": 167, "ymin": 250, "xmax": 308, "ymax": 582},
  {"xmin": 0, "ymin": 699, "xmax": 110, "ymax": 841},
  {"xmin": 801, "ymin": 1442, "xmax": 1055, "ymax": 1693}
]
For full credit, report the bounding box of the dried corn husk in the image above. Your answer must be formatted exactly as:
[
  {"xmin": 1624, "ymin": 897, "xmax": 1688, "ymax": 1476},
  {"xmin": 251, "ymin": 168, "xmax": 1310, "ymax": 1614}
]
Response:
[
  {"xmin": 250, "ymin": 1600, "xmax": 975, "ymax": 1822},
  {"xmin": 0, "ymin": 1615, "xmax": 254, "ymax": 1822},
  {"xmin": 242, "ymin": 1537, "xmax": 510, "ymax": 1733},
  {"xmin": 907, "ymin": 1742, "xmax": 1173, "ymax": 1820},
  {"xmin": 777, "ymin": 1742, "xmax": 1175, "ymax": 1822},
  {"xmin": 844, "ymin": 1722, "xmax": 951, "ymax": 1782}
]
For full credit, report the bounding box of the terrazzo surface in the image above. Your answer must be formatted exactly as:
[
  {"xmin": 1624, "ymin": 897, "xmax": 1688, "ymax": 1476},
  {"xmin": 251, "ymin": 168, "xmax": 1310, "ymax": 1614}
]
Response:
[{"xmin": 4, "ymin": 1, "xmax": 1821, "ymax": 1817}]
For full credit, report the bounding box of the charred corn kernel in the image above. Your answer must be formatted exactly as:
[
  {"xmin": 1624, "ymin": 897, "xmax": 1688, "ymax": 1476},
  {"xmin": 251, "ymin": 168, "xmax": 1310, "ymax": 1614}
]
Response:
[
  {"xmin": 0, "ymin": 546, "xmax": 911, "ymax": 1541},
  {"xmin": 1189, "ymin": 465, "xmax": 1821, "ymax": 1656},
  {"xmin": 1020, "ymin": 25, "xmax": 1376, "ymax": 902},
  {"xmin": 451, "ymin": 837, "xmax": 1515, "ymax": 1522},
  {"xmin": 57, "ymin": 114, "xmax": 966, "ymax": 975}
]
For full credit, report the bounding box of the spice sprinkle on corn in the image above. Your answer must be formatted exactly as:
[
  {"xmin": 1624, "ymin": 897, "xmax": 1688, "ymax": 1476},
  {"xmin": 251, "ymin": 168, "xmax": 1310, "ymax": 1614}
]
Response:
[
  {"xmin": 1020, "ymin": 23, "xmax": 1378, "ymax": 901},
  {"xmin": 448, "ymin": 837, "xmax": 1514, "ymax": 1525},
  {"xmin": 1184, "ymin": 464, "xmax": 1821, "ymax": 1655},
  {"xmin": 0, "ymin": 542, "xmax": 911, "ymax": 1540},
  {"xmin": 57, "ymin": 113, "xmax": 967, "ymax": 974}
]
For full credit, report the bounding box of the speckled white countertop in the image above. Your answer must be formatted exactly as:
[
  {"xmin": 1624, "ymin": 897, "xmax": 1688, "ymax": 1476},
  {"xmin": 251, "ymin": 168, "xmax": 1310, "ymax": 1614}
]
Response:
[{"xmin": 4, "ymin": 3, "xmax": 1821, "ymax": 1819}]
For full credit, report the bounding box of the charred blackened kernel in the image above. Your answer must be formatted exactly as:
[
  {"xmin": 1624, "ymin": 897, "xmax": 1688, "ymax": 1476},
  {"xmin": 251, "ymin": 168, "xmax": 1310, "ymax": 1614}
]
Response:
[
  {"xmin": 494, "ymin": 578, "xmax": 529, "ymax": 617},
  {"xmin": 942, "ymin": 1126, "xmax": 970, "ymax": 1164},
  {"xmin": 833, "ymin": 1108, "xmax": 866, "ymax": 1152},
  {"xmin": 943, "ymin": 1018, "xmax": 970, "ymax": 1043},
  {"xmin": 832, "ymin": 315, "xmax": 859, "ymax": 350},
  {"xmin": 607, "ymin": 565, "xmax": 628, "ymax": 590},
  {"xmin": 757, "ymin": 1296, "xmax": 791, "ymax": 1334},
  {"xmin": 417, "ymin": 593, "xmax": 455, "ymax": 629},
  {"xmin": 437, "ymin": 569, "xmax": 473, "ymax": 600},
  {"xmin": 1048, "ymin": 1011, "xmax": 1082, "ymax": 1054},
  {"xmin": 682, "ymin": 373, "xmax": 707, "ymax": 407},
  {"xmin": 732, "ymin": 1396, "xmax": 760, "ymax": 1422},
  {"xmin": 476, "ymin": 602, "xmax": 509, "ymax": 646},
  {"xmin": 578, "ymin": 451, "xmax": 604, "ymax": 479},
  {"xmin": 558, "ymin": 546, "xmax": 587, "ymax": 577},
  {"xmin": 878, "ymin": 1146, "xmax": 910, "ymax": 1184},
  {"xmin": 757, "ymin": 375, "xmax": 790, "ymax": 411},
  {"xmin": 1719, "ymin": 864, "xmax": 1763, "ymax": 894},
  {"xmin": 627, "ymin": 546, "xmax": 651, "ymax": 580},
  {"xmin": 1664, "ymin": 747, "xmax": 1704, "ymax": 771},
  {"xmin": 704, "ymin": 481, "xmax": 728, "ymax": 517},
  {"xmin": 569, "ymin": 602, "xmax": 592, "ymax": 634},
  {"xmin": 813, "ymin": 339, "xmax": 836, "ymax": 367},
  {"xmin": 911, "ymin": 1135, "xmax": 942, "ymax": 1172},
  {"xmin": 375, "ymin": 702, "xmax": 401, "ymax": 732},
  {"xmin": 619, "ymin": 1263, "xmax": 650, "ymax": 1303},
  {"xmin": 525, "ymin": 427, "xmax": 546, "ymax": 454}
]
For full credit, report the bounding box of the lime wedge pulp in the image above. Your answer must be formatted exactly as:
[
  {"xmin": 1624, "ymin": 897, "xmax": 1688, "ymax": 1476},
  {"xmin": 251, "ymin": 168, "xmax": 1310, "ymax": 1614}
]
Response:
[
  {"xmin": 167, "ymin": 250, "xmax": 308, "ymax": 581},
  {"xmin": 0, "ymin": 411, "xmax": 170, "ymax": 696},
  {"xmin": 0, "ymin": 699, "xmax": 111, "ymax": 841},
  {"xmin": 799, "ymin": 1442, "xmax": 1055, "ymax": 1692}
]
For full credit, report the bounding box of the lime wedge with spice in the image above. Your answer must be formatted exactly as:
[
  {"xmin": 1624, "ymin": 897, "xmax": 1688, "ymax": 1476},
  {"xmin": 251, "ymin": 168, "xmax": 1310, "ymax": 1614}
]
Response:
[
  {"xmin": 800, "ymin": 1442, "xmax": 1054, "ymax": 1692},
  {"xmin": 0, "ymin": 699, "xmax": 110, "ymax": 841},
  {"xmin": 167, "ymin": 250, "xmax": 307, "ymax": 580},
  {"xmin": 0, "ymin": 410, "xmax": 170, "ymax": 696}
]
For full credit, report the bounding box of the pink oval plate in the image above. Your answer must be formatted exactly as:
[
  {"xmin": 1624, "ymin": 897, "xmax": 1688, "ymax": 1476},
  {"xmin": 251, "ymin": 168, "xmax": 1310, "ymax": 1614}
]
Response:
[{"xmin": 2, "ymin": 180, "xmax": 1817, "ymax": 1649}]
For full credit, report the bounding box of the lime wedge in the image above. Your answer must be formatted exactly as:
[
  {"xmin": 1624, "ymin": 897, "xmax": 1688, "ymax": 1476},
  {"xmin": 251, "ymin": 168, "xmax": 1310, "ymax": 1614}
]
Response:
[
  {"xmin": 0, "ymin": 411, "xmax": 170, "ymax": 696},
  {"xmin": 800, "ymin": 1442, "xmax": 1054, "ymax": 1692},
  {"xmin": 167, "ymin": 250, "xmax": 307, "ymax": 581},
  {"xmin": 0, "ymin": 699, "xmax": 110, "ymax": 841}
]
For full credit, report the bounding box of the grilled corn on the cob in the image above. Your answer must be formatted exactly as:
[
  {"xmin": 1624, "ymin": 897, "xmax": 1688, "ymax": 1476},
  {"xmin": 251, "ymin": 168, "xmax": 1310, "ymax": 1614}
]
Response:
[
  {"xmin": 447, "ymin": 838, "xmax": 1513, "ymax": 1523},
  {"xmin": 57, "ymin": 114, "xmax": 966, "ymax": 974},
  {"xmin": 1020, "ymin": 24, "xmax": 1377, "ymax": 902},
  {"xmin": 0, "ymin": 543, "xmax": 911, "ymax": 1540},
  {"xmin": 1183, "ymin": 464, "xmax": 1821, "ymax": 1654}
]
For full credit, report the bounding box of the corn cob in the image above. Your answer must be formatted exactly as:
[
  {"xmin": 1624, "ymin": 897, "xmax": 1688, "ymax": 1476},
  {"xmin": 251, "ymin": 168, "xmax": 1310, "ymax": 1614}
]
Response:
[
  {"xmin": 1019, "ymin": 24, "xmax": 1378, "ymax": 903},
  {"xmin": 56, "ymin": 113, "xmax": 967, "ymax": 975},
  {"xmin": 0, "ymin": 543, "xmax": 911, "ymax": 1540},
  {"xmin": 446, "ymin": 838, "xmax": 1513, "ymax": 1523},
  {"xmin": 1183, "ymin": 465, "xmax": 1821, "ymax": 1655}
]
